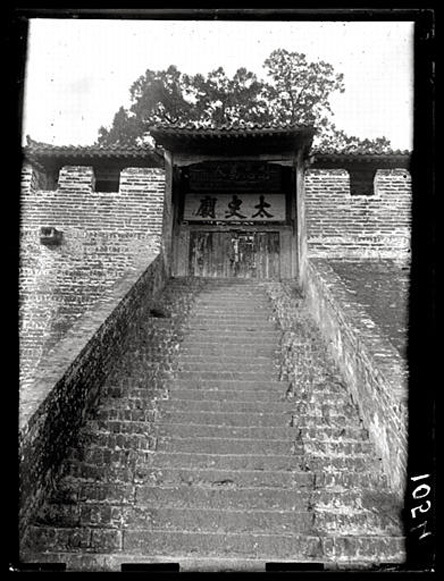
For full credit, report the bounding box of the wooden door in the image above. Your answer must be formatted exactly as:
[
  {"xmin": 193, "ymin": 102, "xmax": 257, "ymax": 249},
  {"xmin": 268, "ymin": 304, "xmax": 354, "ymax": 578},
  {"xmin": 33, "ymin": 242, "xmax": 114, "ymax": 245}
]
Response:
[{"xmin": 189, "ymin": 231, "xmax": 280, "ymax": 279}]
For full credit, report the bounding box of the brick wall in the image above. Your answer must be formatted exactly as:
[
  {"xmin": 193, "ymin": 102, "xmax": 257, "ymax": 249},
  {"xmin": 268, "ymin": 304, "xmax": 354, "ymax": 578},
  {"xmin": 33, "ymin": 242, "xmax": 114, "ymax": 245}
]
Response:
[
  {"xmin": 20, "ymin": 163, "xmax": 165, "ymax": 390},
  {"xmin": 19, "ymin": 253, "xmax": 168, "ymax": 540},
  {"xmin": 305, "ymin": 169, "xmax": 411, "ymax": 259},
  {"xmin": 303, "ymin": 259, "xmax": 408, "ymax": 497}
]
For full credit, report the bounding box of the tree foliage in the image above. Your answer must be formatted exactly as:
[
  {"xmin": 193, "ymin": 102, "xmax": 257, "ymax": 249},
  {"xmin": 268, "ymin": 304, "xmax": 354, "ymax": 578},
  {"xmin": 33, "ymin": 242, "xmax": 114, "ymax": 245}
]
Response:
[
  {"xmin": 263, "ymin": 49, "xmax": 345, "ymax": 126},
  {"xmin": 97, "ymin": 50, "xmax": 392, "ymax": 152}
]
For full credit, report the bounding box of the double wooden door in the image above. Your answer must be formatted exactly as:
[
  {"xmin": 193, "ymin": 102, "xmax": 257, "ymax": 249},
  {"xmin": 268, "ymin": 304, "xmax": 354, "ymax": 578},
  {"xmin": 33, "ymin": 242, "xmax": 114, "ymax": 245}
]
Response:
[{"xmin": 189, "ymin": 231, "xmax": 280, "ymax": 279}]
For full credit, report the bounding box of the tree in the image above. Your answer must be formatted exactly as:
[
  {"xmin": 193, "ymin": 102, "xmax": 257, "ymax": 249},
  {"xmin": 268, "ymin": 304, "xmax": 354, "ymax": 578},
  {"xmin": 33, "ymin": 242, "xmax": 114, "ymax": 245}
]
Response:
[
  {"xmin": 183, "ymin": 67, "xmax": 272, "ymax": 126},
  {"xmin": 262, "ymin": 49, "xmax": 345, "ymax": 127},
  {"xmin": 316, "ymin": 123, "xmax": 392, "ymax": 153},
  {"xmin": 97, "ymin": 50, "xmax": 392, "ymax": 152}
]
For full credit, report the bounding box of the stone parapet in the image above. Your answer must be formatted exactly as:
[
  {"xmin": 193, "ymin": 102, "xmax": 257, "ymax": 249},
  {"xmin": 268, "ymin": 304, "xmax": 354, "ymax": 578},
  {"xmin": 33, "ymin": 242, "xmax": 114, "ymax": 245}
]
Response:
[{"xmin": 303, "ymin": 258, "xmax": 408, "ymax": 497}]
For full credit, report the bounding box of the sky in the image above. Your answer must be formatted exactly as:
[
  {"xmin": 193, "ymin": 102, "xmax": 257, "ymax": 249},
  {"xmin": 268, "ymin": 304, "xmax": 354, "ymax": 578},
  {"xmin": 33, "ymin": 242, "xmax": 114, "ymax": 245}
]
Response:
[{"xmin": 21, "ymin": 18, "xmax": 414, "ymax": 150}]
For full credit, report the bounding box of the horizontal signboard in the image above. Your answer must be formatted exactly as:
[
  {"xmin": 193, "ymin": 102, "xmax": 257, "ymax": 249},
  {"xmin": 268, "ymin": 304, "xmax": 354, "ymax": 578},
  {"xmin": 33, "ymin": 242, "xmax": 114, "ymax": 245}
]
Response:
[
  {"xmin": 183, "ymin": 193, "xmax": 286, "ymax": 223},
  {"xmin": 187, "ymin": 162, "xmax": 282, "ymax": 192}
]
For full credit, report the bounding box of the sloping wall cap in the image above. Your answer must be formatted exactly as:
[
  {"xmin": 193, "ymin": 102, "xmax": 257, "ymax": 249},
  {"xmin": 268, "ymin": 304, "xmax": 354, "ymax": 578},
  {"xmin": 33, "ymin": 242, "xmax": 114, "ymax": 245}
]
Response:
[
  {"xmin": 149, "ymin": 123, "xmax": 316, "ymax": 156},
  {"xmin": 23, "ymin": 139, "xmax": 164, "ymax": 170},
  {"xmin": 310, "ymin": 149, "xmax": 412, "ymax": 170}
]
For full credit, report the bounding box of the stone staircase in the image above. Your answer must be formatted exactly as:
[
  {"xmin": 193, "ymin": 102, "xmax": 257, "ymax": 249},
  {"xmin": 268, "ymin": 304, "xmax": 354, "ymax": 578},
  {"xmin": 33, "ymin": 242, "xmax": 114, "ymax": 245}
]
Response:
[{"xmin": 20, "ymin": 278, "xmax": 405, "ymax": 571}]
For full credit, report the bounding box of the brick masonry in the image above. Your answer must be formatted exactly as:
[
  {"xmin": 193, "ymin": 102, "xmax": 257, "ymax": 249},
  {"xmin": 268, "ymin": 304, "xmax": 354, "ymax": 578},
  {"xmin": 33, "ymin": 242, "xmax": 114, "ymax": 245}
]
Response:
[
  {"xmin": 20, "ymin": 163, "xmax": 165, "ymax": 390},
  {"xmin": 21, "ymin": 279, "xmax": 405, "ymax": 570},
  {"xmin": 328, "ymin": 260, "xmax": 410, "ymax": 357},
  {"xmin": 18, "ymin": 158, "xmax": 412, "ymax": 553},
  {"xmin": 19, "ymin": 252, "xmax": 168, "ymax": 540},
  {"xmin": 302, "ymin": 259, "xmax": 408, "ymax": 497},
  {"xmin": 305, "ymin": 169, "xmax": 411, "ymax": 260}
]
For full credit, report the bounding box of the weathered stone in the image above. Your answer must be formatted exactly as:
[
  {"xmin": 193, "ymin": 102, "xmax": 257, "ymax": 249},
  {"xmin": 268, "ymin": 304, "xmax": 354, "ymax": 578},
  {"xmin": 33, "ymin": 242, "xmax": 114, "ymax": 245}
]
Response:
[
  {"xmin": 21, "ymin": 278, "xmax": 406, "ymax": 571},
  {"xmin": 122, "ymin": 530, "xmax": 323, "ymax": 559}
]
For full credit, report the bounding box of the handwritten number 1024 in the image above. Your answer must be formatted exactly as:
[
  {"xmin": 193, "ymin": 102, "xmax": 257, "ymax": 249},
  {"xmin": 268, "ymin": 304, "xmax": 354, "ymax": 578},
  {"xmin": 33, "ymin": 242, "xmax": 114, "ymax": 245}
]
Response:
[{"xmin": 410, "ymin": 474, "xmax": 432, "ymax": 540}]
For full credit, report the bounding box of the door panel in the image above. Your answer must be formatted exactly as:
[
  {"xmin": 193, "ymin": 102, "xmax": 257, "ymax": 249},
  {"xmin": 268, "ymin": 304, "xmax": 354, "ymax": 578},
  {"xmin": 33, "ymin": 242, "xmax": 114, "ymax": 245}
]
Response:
[{"xmin": 189, "ymin": 231, "xmax": 280, "ymax": 279}]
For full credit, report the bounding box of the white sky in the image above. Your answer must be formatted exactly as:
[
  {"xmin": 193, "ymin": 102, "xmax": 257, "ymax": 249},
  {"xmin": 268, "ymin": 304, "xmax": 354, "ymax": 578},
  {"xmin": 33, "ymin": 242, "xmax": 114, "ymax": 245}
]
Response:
[{"xmin": 22, "ymin": 19, "xmax": 414, "ymax": 150}]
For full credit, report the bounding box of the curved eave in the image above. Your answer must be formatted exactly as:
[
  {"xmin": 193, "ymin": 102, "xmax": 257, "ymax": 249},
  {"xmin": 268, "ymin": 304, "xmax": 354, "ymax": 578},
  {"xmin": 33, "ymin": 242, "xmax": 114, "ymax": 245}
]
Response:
[
  {"xmin": 310, "ymin": 151, "xmax": 412, "ymax": 169},
  {"xmin": 149, "ymin": 125, "xmax": 316, "ymax": 156},
  {"xmin": 23, "ymin": 145, "xmax": 164, "ymax": 170}
]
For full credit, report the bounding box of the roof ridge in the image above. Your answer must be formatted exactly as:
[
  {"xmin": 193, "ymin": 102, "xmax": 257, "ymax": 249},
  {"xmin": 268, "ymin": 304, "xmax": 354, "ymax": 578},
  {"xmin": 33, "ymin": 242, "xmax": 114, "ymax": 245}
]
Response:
[
  {"xmin": 312, "ymin": 148, "xmax": 412, "ymax": 156},
  {"xmin": 149, "ymin": 121, "xmax": 314, "ymax": 131}
]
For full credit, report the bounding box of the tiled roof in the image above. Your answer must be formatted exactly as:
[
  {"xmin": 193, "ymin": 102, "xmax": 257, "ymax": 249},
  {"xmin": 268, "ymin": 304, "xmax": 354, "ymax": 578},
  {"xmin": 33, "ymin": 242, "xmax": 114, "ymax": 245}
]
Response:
[
  {"xmin": 148, "ymin": 123, "xmax": 315, "ymax": 155},
  {"xmin": 310, "ymin": 149, "xmax": 411, "ymax": 169},
  {"xmin": 22, "ymin": 136, "xmax": 412, "ymax": 166},
  {"xmin": 149, "ymin": 122, "xmax": 314, "ymax": 136},
  {"xmin": 23, "ymin": 138, "xmax": 163, "ymax": 165},
  {"xmin": 312, "ymin": 148, "xmax": 411, "ymax": 157}
]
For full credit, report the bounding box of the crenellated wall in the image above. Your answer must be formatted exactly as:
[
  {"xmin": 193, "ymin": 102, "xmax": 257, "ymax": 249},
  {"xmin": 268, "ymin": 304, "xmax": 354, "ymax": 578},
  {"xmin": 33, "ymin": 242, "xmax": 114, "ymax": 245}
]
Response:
[
  {"xmin": 18, "ymin": 152, "xmax": 413, "ymax": 544},
  {"xmin": 305, "ymin": 168, "xmax": 411, "ymax": 260},
  {"xmin": 19, "ymin": 163, "xmax": 165, "ymax": 390}
]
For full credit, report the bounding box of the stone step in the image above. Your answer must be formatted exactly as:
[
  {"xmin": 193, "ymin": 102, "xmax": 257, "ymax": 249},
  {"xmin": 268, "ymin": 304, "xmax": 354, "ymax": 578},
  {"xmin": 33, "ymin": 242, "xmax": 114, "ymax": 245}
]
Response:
[
  {"xmin": 184, "ymin": 327, "xmax": 279, "ymax": 335},
  {"xmin": 196, "ymin": 288, "xmax": 270, "ymax": 293},
  {"xmin": 301, "ymin": 426, "xmax": 369, "ymax": 441},
  {"xmin": 183, "ymin": 332, "xmax": 280, "ymax": 341},
  {"xmin": 313, "ymin": 511, "xmax": 403, "ymax": 537},
  {"xmin": 169, "ymin": 379, "xmax": 283, "ymax": 390},
  {"xmin": 155, "ymin": 422, "xmax": 368, "ymax": 443},
  {"xmin": 313, "ymin": 471, "xmax": 388, "ymax": 489},
  {"xmin": 139, "ymin": 467, "xmax": 315, "ymax": 489},
  {"xmin": 156, "ymin": 423, "xmax": 296, "ymax": 440},
  {"xmin": 48, "ymin": 480, "xmax": 136, "ymax": 505},
  {"xmin": 51, "ymin": 462, "xmax": 391, "ymax": 498},
  {"xmin": 94, "ymin": 408, "xmax": 158, "ymax": 423},
  {"xmin": 24, "ymin": 527, "xmax": 405, "ymax": 563},
  {"xmin": 20, "ymin": 542, "xmax": 405, "ymax": 573},
  {"xmin": 176, "ymin": 371, "xmax": 281, "ymax": 382},
  {"xmin": 97, "ymin": 397, "xmax": 164, "ymax": 411},
  {"xmin": 121, "ymin": 530, "xmax": 325, "ymax": 560},
  {"xmin": 166, "ymin": 388, "xmax": 285, "ymax": 403},
  {"xmin": 62, "ymin": 460, "xmax": 137, "ymax": 483},
  {"xmin": 191, "ymin": 304, "xmax": 272, "ymax": 310},
  {"xmin": 158, "ymin": 410, "xmax": 353, "ymax": 428},
  {"xmin": 131, "ymin": 486, "xmax": 378, "ymax": 511},
  {"xmin": 189, "ymin": 315, "xmax": 275, "ymax": 322},
  {"xmin": 84, "ymin": 419, "xmax": 154, "ymax": 435},
  {"xmin": 159, "ymin": 410, "xmax": 292, "ymax": 428},
  {"xmin": 158, "ymin": 398, "xmax": 292, "ymax": 414},
  {"xmin": 304, "ymin": 441, "xmax": 374, "ymax": 456},
  {"xmin": 320, "ymin": 536, "xmax": 406, "ymax": 563},
  {"xmin": 307, "ymin": 456, "xmax": 384, "ymax": 472},
  {"xmin": 134, "ymin": 486, "xmax": 312, "ymax": 510},
  {"xmin": 157, "ymin": 436, "xmax": 303, "ymax": 456},
  {"xmin": 101, "ymin": 387, "xmax": 161, "ymax": 401},
  {"xmin": 178, "ymin": 354, "xmax": 277, "ymax": 364},
  {"xmin": 167, "ymin": 387, "xmax": 352, "ymax": 406},
  {"xmin": 34, "ymin": 503, "xmax": 316, "ymax": 534},
  {"xmin": 36, "ymin": 501, "xmax": 401, "ymax": 537},
  {"xmin": 179, "ymin": 338, "xmax": 278, "ymax": 347},
  {"xmin": 185, "ymin": 314, "xmax": 276, "ymax": 322},
  {"xmin": 187, "ymin": 299, "xmax": 273, "ymax": 306},
  {"xmin": 288, "ymin": 398, "xmax": 358, "ymax": 412},
  {"xmin": 94, "ymin": 400, "xmax": 357, "ymax": 430},
  {"xmin": 118, "ymin": 386, "xmax": 284, "ymax": 402},
  {"xmin": 159, "ymin": 397, "xmax": 350, "ymax": 416},
  {"xmin": 190, "ymin": 308, "xmax": 272, "ymax": 315},
  {"xmin": 177, "ymin": 362, "xmax": 278, "ymax": 373},
  {"xmin": 67, "ymin": 445, "xmax": 140, "ymax": 467},
  {"xmin": 195, "ymin": 291, "xmax": 270, "ymax": 297},
  {"xmin": 75, "ymin": 431, "xmax": 156, "ymax": 452},
  {"xmin": 289, "ymin": 393, "xmax": 354, "ymax": 406},
  {"xmin": 143, "ymin": 452, "xmax": 304, "ymax": 472},
  {"xmin": 181, "ymin": 345, "xmax": 278, "ymax": 356}
]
